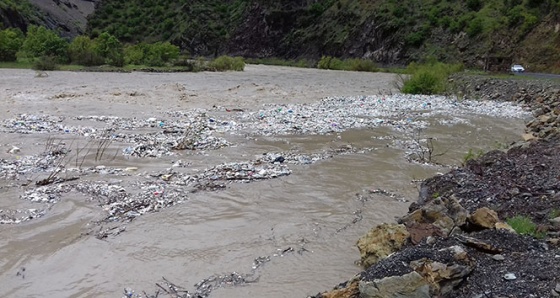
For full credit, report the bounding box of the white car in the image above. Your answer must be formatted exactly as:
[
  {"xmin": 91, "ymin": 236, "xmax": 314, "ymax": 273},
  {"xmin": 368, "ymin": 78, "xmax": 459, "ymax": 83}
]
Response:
[{"xmin": 511, "ymin": 64, "xmax": 525, "ymax": 72}]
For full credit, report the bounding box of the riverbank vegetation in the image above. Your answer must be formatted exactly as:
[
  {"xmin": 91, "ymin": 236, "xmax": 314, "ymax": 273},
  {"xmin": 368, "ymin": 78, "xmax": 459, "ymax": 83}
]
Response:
[
  {"xmin": 396, "ymin": 61, "xmax": 464, "ymax": 95},
  {"xmin": 0, "ymin": 25, "xmax": 245, "ymax": 72},
  {"xmin": 317, "ymin": 56, "xmax": 378, "ymax": 72}
]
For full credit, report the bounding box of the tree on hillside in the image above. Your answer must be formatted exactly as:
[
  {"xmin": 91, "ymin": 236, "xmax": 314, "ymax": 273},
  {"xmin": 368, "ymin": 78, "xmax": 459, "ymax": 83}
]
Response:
[
  {"xmin": 94, "ymin": 32, "xmax": 124, "ymax": 66},
  {"xmin": 19, "ymin": 25, "xmax": 68, "ymax": 60},
  {"xmin": 0, "ymin": 28, "xmax": 25, "ymax": 61},
  {"xmin": 68, "ymin": 35, "xmax": 103, "ymax": 66}
]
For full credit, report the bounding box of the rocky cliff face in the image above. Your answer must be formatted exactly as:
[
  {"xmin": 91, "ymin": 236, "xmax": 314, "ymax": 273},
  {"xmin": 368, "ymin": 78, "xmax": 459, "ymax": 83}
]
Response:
[
  {"xmin": 28, "ymin": 0, "xmax": 98, "ymax": 36},
  {"xmin": 225, "ymin": 1, "xmax": 405, "ymax": 64},
  {"xmin": 0, "ymin": 0, "xmax": 98, "ymax": 37},
  {"xmin": 222, "ymin": 0, "xmax": 560, "ymax": 71}
]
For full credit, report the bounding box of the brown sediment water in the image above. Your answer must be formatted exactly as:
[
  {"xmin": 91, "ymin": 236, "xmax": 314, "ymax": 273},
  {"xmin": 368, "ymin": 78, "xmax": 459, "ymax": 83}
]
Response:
[{"xmin": 0, "ymin": 66, "xmax": 526, "ymax": 297}]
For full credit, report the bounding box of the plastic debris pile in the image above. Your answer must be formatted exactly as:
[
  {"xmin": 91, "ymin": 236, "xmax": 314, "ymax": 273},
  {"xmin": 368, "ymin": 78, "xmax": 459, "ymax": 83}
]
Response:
[
  {"xmin": 0, "ymin": 184, "xmax": 73, "ymax": 224},
  {"xmin": 2, "ymin": 114, "xmax": 66, "ymax": 134},
  {"xmin": 75, "ymin": 182, "xmax": 186, "ymax": 222},
  {"xmin": 1, "ymin": 112, "xmax": 232, "ymax": 159},
  {"xmin": 231, "ymin": 94, "xmax": 530, "ymax": 136},
  {"xmin": 0, "ymin": 208, "xmax": 47, "ymax": 224}
]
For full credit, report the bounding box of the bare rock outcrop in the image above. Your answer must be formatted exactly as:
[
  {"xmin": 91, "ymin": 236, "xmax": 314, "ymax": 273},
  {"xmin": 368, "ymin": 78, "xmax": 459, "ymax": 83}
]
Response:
[{"xmin": 356, "ymin": 223, "xmax": 409, "ymax": 268}]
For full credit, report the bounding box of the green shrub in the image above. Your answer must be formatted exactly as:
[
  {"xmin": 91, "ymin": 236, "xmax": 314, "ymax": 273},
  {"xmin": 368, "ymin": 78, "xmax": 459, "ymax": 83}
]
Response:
[
  {"xmin": 507, "ymin": 6, "xmax": 524, "ymax": 27},
  {"xmin": 33, "ymin": 55, "xmax": 59, "ymax": 71},
  {"xmin": 462, "ymin": 149, "xmax": 484, "ymax": 165},
  {"xmin": 346, "ymin": 58, "xmax": 378, "ymax": 72},
  {"xmin": 439, "ymin": 16, "xmax": 452, "ymax": 28},
  {"xmin": 400, "ymin": 62, "xmax": 463, "ymax": 95},
  {"xmin": 402, "ymin": 70, "xmax": 441, "ymax": 94},
  {"xmin": 20, "ymin": 25, "xmax": 68, "ymax": 60},
  {"xmin": 405, "ymin": 32, "xmax": 426, "ymax": 46},
  {"xmin": 520, "ymin": 13, "xmax": 538, "ymax": 35},
  {"xmin": 467, "ymin": 17, "xmax": 484, "ymax": 37},
  {"xmin": 208, "ymin": 55, "xmax": 245, "ymax": 71},
  {"xmin": 318, "ymin": 56, "xmax": 377, "ymax": 72},
  {"xmin": 124, "ymin": 43, "xmax": 146, "ymax": 65},
  {"xmin": 0, "ymin": 28, "xmax": 25, "ymax": 61},
  {"xmin": 94, "ymin": 32, "xmax": 124, "ymax": 67},
  {"xmin": 317, "ymin": 56, "xmax": 343, "ymax": 70},
  {"xmin": 68, "ymin": 35, "xmax": 103, "ymax": 66},
  {"xmin": 506, "ymin": 215, "xmax": 543, "ymax": 237},
  {"xmin": 144, "ymin": 42, "xmax": 180, "ymax": 66}
]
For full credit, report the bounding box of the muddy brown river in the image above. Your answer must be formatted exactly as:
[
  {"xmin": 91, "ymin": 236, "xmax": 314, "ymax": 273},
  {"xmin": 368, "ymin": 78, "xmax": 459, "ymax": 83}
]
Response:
[{"xmin": 0, "ymin": 65, "xmax": 527, "ymax": 297}]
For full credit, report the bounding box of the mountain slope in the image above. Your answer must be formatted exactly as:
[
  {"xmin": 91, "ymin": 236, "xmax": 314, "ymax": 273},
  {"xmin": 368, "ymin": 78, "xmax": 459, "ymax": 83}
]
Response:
[
  {"xmin": 85, "ymin": 0, "xmax": 560, "ymax": 71},
  {"xmin": 3, "ymin": 0, "xmax": 560, "ymax": 72}
]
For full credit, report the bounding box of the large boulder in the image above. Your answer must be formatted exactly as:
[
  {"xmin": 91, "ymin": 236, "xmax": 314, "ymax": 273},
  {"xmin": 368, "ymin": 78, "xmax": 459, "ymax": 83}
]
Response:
[
  {"xmin": 469, "ymin": 207, "xmax": 499, "ymax": 229},
  {"xmin": 356, "ymin": 223, "xmax": 410, "ymax": 268},
  {"xmin": 320, "ymin": 279, "xmax": 360, "ymax": 298},
  {"xmin": 359, "ymin": 272, "xmax": 430, "ymax": 298},
  {"xmin": 399, "ymin": 197, "xmax": 468, "ymax": 236},
  {"xmin": 410, "ymin": 258, "xmax": 473, "ymax": 296}
]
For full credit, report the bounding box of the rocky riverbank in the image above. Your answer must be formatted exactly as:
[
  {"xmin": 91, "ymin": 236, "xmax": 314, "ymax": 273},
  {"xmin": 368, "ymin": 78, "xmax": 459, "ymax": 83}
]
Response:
[
  {"xmin": 313, "ymin": 76, "xmax": 560, "ymax": 298},
  {"xmin": 450, "ymin": 73, "xmax": 560, "ymax": 139}
]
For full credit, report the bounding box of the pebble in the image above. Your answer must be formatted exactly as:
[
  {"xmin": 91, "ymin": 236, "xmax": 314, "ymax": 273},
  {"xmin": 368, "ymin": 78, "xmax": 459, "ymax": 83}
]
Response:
[
  {"xmin": 492, "ymin": 254, "xmax": 505, "ymax": 261},
  {"xmin": 8, "ymin": 146, "xmax": 20, "ymax": 154},
  {"xmin": 503, "ymin": 273, "xmax": 517, "ymax": 280}
]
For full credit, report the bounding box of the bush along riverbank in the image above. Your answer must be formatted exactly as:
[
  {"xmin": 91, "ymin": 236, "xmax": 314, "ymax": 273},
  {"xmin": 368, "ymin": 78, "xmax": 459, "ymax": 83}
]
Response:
[{"xmin": 312, "ymin": 79, "xmax": 560, "ymax": 298}]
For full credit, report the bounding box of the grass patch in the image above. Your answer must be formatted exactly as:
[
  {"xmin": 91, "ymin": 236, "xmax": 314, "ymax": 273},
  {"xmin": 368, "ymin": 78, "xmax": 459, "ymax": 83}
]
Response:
[
  {"xmin": 59, "ymin": 64, "xmax": 88, "ymax": 71},
  {"xmin": 317, "ymin": 56, "xmax": 378, "ymax": 72},
  {"xmin": 550, "ymin": 209, "xmax": 560, "ymax": 219},
  {"xmin": 32, "ymin": 56, "xmax": 59, "ymax": 71},
  {"xmin": 506, "ymin": 215, "xmax": 544, "ymax": 238},
  {"xmin": 462, "ymin": 148, "xmax": 484, "ymax": 165},
  {"xmin": 0, "ymin": 61, "xmax": 34, "ymax": 69},
  {"xmin": 246, "ymin": 57, "xmax": 315, "ymax": 68},
  {"xmin": 397, "ymin": 62, "xmax": 463, "ymax": 95},
  {"xmin": 0, "ymin": 57, "xmax": 240, "ymax": 73}
]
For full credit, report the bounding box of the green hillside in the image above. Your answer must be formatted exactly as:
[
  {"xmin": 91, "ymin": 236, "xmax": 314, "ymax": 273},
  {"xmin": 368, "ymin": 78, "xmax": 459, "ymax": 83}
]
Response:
[
  {"xmin": 3, "ymin": 0, "xmax": 560, "ymax": 71},
  {"xmin": 85, "ymin": 0, "xmax": 560, "ymax": 71}
]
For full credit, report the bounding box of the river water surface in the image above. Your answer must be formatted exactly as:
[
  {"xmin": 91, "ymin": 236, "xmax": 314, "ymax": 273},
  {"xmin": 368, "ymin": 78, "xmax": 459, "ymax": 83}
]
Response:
[{"xmin": 0, "ymin": 66, "xmax": 527, "ymax": 297}]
